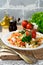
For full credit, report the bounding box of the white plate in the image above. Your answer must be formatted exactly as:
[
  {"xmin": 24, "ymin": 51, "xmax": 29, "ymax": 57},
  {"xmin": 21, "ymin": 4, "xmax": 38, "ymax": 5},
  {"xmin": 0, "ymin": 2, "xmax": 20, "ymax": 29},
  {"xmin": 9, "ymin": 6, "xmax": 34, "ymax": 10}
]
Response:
[{"xmin": 1, "ymin": 30, "xmax": 43, "ymax": 50}]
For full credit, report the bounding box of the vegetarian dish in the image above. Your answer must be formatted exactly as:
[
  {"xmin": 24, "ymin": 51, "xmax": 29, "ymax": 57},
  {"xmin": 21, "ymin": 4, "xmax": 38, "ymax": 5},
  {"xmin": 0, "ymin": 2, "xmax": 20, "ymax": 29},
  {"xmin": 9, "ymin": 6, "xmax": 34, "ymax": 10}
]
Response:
[{"xmin": 7, "ymin": 29, "xmax": 43, "ymax": 48}]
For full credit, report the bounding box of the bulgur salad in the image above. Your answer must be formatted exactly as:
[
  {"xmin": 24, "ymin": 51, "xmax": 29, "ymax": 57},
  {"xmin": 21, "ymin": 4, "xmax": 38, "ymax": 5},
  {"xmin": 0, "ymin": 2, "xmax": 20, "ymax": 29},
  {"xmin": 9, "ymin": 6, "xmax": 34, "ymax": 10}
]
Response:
[{"xmin": 7, "ymin": 30, "xmax": 43, "ymax": 48}]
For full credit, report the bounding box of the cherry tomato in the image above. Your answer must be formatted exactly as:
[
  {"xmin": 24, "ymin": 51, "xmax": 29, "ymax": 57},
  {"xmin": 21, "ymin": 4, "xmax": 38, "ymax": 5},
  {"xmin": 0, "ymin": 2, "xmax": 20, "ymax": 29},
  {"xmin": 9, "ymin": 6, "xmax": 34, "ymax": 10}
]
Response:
[
  {"xmin": 26, "ymin": 23, "xmax": 33, "ymax": 29},
  {"xmin": 26, "ymin": 31, "xmax": 30, "ymax": 36},
  {"xmin": 22, "ymin": 20, "xmax": 28, "ymax": 28},
  {"xmin": 31, "ymin": 30, "xmax": 36, "ymax": 38}
]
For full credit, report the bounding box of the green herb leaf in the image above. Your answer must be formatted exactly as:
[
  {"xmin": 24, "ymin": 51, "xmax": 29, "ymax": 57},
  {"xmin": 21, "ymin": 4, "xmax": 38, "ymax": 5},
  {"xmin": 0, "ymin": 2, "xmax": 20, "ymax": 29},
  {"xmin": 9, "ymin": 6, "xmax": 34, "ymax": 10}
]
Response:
[
  {"xmin": 22, "ymin": 35, "xmax": 32, "ymax": 42},
  {"xmin": 19, "ymin": 30, "xmax": 25, "ymax": 34}
]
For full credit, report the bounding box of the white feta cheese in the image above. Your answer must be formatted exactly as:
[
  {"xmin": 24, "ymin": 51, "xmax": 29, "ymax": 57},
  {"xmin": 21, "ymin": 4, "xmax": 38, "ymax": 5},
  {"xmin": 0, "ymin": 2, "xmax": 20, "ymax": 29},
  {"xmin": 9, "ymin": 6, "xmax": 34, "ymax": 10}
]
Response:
[
  {"xmin": 32, "ymin": 38, "xmax": 35, "ymax": 41},
  {"xmin": 32, "ymin": 23, "xmax": 38, "ymax": 29},
  {"xmin": 26, "ymin": 43, "xmax": 29, "ymax": 48},
  {"xmin": 11, "ymin": 38, "xmax": 16, "ymax": 42}
]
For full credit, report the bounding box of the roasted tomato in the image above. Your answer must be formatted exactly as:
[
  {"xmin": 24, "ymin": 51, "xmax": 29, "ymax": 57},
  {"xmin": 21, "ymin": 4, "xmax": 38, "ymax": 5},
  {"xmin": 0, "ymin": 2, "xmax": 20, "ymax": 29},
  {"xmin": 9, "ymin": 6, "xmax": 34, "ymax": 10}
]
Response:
[
  {"xmin": 26, "ymin": 23, "xmax": 33, "ymax": 29},
  {"xmin": 22, "ymin": 20, "xmax": 28, "ymax": 28},
  {"xmin": 31, "ymin": 29, "xmax": 36, "ymax": 38},
  {"xmin": 26, "ymin": 31, "xmax": 30, "ymax": 36}
]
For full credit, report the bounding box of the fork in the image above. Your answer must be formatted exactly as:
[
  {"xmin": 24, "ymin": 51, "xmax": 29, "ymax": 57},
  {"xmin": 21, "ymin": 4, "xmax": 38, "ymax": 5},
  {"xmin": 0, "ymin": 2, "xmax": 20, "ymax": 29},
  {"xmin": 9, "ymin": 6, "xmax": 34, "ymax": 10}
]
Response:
[{"xmin": 0, "ymin": 39, "xmax": 37, "ymax": 64}]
